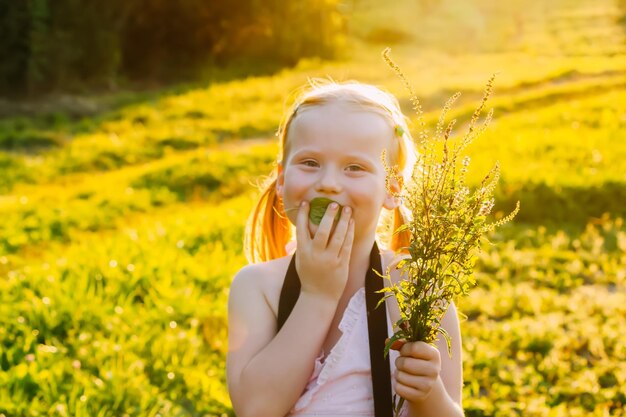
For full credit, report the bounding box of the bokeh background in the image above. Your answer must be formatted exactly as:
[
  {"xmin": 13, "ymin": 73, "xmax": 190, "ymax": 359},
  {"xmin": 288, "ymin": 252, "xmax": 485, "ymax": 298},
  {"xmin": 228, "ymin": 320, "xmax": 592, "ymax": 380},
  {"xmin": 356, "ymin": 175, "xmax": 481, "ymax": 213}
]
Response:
[{"xmin": 1, "ymin": 0, "xmax": 625, "ymax": 416}]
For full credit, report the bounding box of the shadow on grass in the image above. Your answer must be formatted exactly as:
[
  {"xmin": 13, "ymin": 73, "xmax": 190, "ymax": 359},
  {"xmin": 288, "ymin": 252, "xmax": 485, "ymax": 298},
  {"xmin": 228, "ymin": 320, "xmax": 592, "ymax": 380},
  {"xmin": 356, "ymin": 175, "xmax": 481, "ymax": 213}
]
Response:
[
  {"xmin": 0, "ymin": 58, "xmax": 292, "ymax": 153},
  {"xmin": 398, "ymin": 69, "xmax": 626, "ymax": 129},
  {"xmin": 494, "ymin": 180, "xmax": 626, "ymax": 230}
]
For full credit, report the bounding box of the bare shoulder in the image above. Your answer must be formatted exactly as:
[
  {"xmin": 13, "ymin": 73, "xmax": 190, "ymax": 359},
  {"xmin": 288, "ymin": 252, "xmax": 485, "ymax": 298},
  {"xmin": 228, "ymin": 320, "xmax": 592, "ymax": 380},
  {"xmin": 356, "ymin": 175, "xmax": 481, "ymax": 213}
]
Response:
[
  {"xmin": 227, "ymin": 255, "xmax": 293, "ymax": 389},
  {"xmin": 229, "ymin": 255, "xmax": 293, "ymax": 321}
]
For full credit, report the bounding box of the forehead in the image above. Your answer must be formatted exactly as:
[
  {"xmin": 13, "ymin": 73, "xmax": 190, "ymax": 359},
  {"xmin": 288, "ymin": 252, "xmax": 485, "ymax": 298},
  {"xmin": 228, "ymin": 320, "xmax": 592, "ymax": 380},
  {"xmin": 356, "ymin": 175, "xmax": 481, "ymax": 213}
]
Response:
[{"xmin": 286, "ymin": 102, "xmax": 394, "ymax": 159}]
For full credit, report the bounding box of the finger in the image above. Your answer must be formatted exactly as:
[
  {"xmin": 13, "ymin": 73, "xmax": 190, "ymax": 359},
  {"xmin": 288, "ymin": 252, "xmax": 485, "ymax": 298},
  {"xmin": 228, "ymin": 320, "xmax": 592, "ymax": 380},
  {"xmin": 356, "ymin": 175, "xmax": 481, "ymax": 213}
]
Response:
[
  {"xmin": 395, "ymin": 356, "xmax": 439, "ymax": 378},
  {"xmin": 394, "ymin": 382, "xmax": 427, "ymax": 402},
  {"xmin": 400, "ymin": 341, "xmax": 438, "ymax": 360},
  {"xmin": 295, "ymin": 201, "xmax": 310, "ymax": 244},
  {"xmin": 395, "ymin": 371, "xmax": 431, "ymax": 393},
  {"xmin": 338, "ymin": 218, "xmax": 355, "ymax": 260},
  {"xmin": 327, "ymin": 206, "xmax": 351, "ymax": 252},
  {"xmin": 312, "ymin": 202, "xmax": 340, "ymax": 249}
]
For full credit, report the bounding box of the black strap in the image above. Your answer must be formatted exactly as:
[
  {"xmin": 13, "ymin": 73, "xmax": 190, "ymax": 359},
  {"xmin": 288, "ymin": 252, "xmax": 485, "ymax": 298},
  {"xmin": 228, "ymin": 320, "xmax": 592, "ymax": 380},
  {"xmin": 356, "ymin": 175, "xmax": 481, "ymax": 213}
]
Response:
[{"xmin": 277, "ymin": 242, "xmax": 393, "ymax": 416}]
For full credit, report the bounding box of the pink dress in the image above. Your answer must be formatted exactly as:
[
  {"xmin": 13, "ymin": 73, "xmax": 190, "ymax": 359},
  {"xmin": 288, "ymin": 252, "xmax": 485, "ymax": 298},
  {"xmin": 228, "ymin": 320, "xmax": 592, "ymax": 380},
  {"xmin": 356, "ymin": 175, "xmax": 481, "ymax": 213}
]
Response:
[{"xmin": 286, "ymin": 287, "xmax": 409, "ymax": 417}]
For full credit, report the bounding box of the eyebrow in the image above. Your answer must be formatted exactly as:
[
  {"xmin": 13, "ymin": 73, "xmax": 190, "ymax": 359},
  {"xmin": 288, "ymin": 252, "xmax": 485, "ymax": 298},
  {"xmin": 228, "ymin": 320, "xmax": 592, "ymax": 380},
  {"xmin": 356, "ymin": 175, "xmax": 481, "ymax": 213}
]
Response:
[{"xmin": 291, "ymin": 149, "xmax": 377, "ymax": 165}]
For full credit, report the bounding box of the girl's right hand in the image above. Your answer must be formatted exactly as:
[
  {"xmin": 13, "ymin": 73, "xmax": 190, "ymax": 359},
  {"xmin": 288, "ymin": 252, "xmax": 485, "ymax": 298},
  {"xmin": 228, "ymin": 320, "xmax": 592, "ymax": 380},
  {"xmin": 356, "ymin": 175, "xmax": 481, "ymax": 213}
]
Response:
[{"xmin": 295, "ymin": 200, "xmax": 355, "ymax": 302}]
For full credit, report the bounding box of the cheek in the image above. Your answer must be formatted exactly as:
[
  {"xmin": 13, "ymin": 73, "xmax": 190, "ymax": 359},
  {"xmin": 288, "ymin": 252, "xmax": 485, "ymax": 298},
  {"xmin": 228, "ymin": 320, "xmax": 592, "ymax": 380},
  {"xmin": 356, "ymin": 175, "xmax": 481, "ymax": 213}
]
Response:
[
  {"xmin": 282, "ymin": 196, "xmax": 300, "ymax": 226},
  {"xmin": 351, "ymin": 181, "xmax": 387, "ymax": 205},
  {"xmin": 280, "ymin": 177, "xmax": 308, "ymax": 224},
  {"xmin": 281, "ymin": 172, "xmax": 304, "ymax": 197},
  {"xmin": 350, "ymin": 185, "xmax": 388, "ymax": 222},
  {"xmin": 282, "ymin": 183, "xmax": 305, "ymax": 207}
]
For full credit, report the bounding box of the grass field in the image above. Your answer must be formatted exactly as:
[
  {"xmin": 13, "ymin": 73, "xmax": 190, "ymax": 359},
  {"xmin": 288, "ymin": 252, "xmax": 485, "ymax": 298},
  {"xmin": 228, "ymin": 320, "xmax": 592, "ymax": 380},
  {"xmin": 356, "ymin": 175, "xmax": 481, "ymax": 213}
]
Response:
[{"xmin": 1, "ymin": 0, "xmax": 625, "ymax": 416}]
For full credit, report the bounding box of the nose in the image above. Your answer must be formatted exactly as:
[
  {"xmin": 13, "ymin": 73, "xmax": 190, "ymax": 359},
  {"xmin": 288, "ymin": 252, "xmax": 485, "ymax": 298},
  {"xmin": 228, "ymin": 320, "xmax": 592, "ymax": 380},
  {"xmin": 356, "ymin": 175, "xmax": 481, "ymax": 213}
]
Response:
[{"xmin": 315, "ymin": 166, "xmax": 342, "ymax": 194}]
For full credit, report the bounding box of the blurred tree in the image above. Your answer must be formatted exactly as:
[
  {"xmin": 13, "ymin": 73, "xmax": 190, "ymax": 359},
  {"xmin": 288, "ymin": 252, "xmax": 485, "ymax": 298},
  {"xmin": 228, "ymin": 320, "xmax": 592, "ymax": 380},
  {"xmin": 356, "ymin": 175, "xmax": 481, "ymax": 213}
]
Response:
[
  {"xmin": 0, "ymin": 0, "xmax": 346, "ymax": 96},
  {"xmin": 0, "ymin": 0, "xmax": 31, "ymax": 94}
]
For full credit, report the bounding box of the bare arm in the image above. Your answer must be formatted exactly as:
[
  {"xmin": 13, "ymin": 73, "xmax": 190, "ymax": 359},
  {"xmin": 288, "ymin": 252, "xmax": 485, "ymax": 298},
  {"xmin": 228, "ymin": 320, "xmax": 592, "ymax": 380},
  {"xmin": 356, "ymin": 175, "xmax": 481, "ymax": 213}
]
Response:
[
  {"xmin": 227, "ymin": 201, "xmax": 355, "ymax": 417},
  {"xmin": 227, "ymin": 268, "xmax": 338, "ymax": 417}
]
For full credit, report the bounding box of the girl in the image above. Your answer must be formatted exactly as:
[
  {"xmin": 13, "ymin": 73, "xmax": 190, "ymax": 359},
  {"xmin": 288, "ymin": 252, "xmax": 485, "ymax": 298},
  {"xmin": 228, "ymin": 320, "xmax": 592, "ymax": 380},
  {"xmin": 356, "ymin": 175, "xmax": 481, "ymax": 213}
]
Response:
[{"xmin": 227, "ymin": 80, "xmax": 464, "ymax": 417}]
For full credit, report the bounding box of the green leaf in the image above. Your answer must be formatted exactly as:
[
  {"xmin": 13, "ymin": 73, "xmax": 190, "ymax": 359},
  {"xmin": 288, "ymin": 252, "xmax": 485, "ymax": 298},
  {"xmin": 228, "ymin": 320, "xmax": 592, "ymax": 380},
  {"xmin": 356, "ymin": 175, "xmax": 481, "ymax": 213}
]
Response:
[
  {"xmin": 375, "ymin": 292, "xmax": 395, "ymax": 309},
  {"xmin": 393, "ymin": 223, "xmax": 410, "ymax": 235},
  {"xmin": 437, "ymin": 326, "xmax": 452, "ymax": 358},
  {"xmin": 308, "ymin": 197, "xmax": 342, "ymax": 225},
  {"xmin": 384, "ymin": 331, "xmax": 406, "ymax": 358}
]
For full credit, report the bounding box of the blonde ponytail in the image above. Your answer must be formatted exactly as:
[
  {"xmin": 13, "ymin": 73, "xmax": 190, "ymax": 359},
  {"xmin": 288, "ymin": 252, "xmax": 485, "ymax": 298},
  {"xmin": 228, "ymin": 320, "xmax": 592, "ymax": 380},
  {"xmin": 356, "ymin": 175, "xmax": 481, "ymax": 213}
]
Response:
[
  {"xmin": 244, "ymin": 176, "xmax": 292, "ymax": 263},
  {"xmin": 390, "ymin": 206, "xmax": 411, "ymax": 253}
]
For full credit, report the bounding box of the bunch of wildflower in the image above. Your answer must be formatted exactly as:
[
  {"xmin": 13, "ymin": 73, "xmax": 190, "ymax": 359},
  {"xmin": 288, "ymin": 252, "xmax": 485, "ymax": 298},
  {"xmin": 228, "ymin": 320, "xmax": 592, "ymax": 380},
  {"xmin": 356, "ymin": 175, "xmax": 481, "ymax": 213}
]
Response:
[{"xmin": 379, "ymin": 48, "xmax": 520, "ymax": 416}]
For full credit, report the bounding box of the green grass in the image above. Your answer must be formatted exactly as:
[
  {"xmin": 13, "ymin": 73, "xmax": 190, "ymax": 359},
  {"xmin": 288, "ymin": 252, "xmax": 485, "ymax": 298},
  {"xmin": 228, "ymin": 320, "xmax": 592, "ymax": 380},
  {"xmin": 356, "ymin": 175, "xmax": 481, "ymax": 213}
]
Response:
[
  {"xmin": 461, "ymin": 218, "xmax": 626, "ymax": 417},
  {"xmin": 1, "ymin": 0, "xmax": 626, "ymax": 415},
  {"xmin": 1, "ymin": 196, "xmax": 248, "ymax": 416}
]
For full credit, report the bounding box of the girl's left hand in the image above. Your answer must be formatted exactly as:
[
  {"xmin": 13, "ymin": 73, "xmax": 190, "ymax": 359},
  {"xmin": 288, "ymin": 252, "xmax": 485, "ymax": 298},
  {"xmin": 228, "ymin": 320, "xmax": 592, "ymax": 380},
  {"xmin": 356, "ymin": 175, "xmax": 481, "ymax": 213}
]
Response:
[{"xmin": 392, "ymin": 340, "xmax": 442, "ymax": 403}]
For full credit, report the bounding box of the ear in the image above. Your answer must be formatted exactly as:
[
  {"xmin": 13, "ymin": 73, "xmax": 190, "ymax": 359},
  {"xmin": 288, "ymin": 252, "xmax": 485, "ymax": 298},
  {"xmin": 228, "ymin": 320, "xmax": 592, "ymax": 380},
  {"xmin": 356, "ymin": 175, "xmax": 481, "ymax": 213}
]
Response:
[
  {"xmin": 275, "ymin": 162, "xmax": 284, "ymax": 198},
  {"xmin": 383, "ymin": 175, "xmax": 402, "ymax": 210}
]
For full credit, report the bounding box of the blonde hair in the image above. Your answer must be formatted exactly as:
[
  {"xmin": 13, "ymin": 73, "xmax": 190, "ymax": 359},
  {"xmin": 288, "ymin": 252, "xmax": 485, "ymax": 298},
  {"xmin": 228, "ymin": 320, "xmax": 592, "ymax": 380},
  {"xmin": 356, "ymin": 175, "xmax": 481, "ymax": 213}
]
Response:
[{"xmin": 244, "ymin": 79, "xmax": 418, "ymax": 263}]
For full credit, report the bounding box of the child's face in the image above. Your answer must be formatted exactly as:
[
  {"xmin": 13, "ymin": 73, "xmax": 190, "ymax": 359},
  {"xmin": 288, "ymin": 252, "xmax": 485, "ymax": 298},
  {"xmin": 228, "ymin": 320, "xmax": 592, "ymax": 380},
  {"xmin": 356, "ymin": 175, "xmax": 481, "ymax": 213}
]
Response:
[{"xmin": 277, "ymin": 102, "xmax": 398, "ymax": 240}]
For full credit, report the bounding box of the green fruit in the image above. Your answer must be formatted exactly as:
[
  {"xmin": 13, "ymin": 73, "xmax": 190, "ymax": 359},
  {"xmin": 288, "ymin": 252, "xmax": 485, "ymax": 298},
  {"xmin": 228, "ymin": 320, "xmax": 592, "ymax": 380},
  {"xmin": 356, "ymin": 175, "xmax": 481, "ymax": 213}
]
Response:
[{"xmin": 309, "ymin": 197, "xmax": 342, "ymax": 225}]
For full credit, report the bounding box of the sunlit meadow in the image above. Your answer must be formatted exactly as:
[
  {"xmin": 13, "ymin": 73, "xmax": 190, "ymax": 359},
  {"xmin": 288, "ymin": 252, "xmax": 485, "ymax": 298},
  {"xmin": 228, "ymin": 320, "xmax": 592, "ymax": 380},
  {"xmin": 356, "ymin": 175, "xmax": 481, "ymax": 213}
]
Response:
[{"xmin": 1, "ymin": 0, "xmax": 625, "ymax": 416}]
